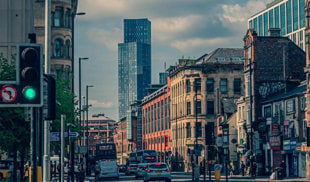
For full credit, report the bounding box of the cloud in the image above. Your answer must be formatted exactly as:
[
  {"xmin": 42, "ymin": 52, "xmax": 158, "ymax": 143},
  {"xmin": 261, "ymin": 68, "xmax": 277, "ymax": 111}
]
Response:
[
  {"xmin": 88, "ymin": 99, "xmax": 114, "ymax": 109},
  {"xmin": 86, "ymin": 27, "xmax": 122, "ymax": 51}
]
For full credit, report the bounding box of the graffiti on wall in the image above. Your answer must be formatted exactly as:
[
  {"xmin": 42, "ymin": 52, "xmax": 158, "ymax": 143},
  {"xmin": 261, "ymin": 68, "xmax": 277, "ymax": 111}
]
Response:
[{"xmin": 258, "ymin": 82, "xmax": 286, "ymax": 98}]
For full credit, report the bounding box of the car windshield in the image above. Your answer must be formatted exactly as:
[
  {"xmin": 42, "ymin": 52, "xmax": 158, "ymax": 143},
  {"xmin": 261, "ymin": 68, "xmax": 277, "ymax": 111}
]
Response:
[
  {"xmin": 144, "ymin": 150, "xmax": 156, "ymax": 156},
  {"xmin": 149, "ymin": 164, "xmax": 167, "ymax": 169},
  {"xmin": 130, "ymin": 164, "xmax": 137, "ymax": 167}
]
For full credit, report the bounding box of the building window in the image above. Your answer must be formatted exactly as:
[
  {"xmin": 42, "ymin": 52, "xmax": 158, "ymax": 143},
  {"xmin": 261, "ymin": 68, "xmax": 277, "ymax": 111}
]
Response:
[
  {"xmin": 292, "ymin": 0, "xmax": 298, "ymax": 31},
  {"xmin": 263, "ymin": 106, "xmax": 272, "ymax": 118},
  {"xmin": 286, "ymin": 0, "xmax": 292, "ymax": 34},
  {"xmin": 186, "ymin": 123, "xmax": 191, "ymax": 138},
  {"xmin": 258, "ymin": 15, "xmax": 263, "ymax": 36},
  {"xmin": 299, "ymin": 0, "xmax": 305, "ymax": 28},
  {"xmin": 217, "ymin": 57, "xmax": 225, "ymax": 61},
  {"xmin": 280, "ymin": 3, "xmax": 286, "ymax": 35},
  {"xmin": 186, "ymin": 79, "xmax": 191, "ymax": 93},
  {"xmin": 196, "ymin": 122, "xmax": 202, "ymax": 137},
  {"xmin": 264, "ymin": 12, "xmax": 268, "ymax": 36},
  {"xmin": 233, "ymin": 78, "xmax": 241, "ymax": 94},
  {"xmin": 286, "ymin": 99, "xmax": 295, "ymax": 113},
  {"xmin": 207, "ymin": 101, "xmax": 214, "ymax": 115},
  {"xmin": 64, "ymin": 10, "xmax": 71, "ymax": 28},
  {"xmin": 54, "ymin": 38, "xmax": 63, "ymax": 58},
  {"xmin": 187, "ymin": 102, "xmax": 191, "ymax": 115},
  {"xmin": 275, "ymin": 6, "xmax": 279, "ymax": 28},
  {"xmin": 206, "ymin": 78, "xmax": 214, "ymax": 93},
  {"xmin": 54, "ymin": 7, "xmax": 63, "ymax": 27},
  {"xmin": 64, "ymin": 40, "xmax": 70, "ymax": 59},
  {"xmin": 196, "ymin": 100, "xmax": 201, "ymax": 115},
  {"xmin": 253, "ymin": 18, "xmax": 258, "ymax": 32},
  {"xmin": 220, "ymin": 79, "xmax": 227, "ymax": 93},
  {"xmin": 194, "ymin": 78, "xmax": 201, "ymax": 92},
  {"xmin": 269, "ymin": 9, "xmax": 274, "ymax": 28}
]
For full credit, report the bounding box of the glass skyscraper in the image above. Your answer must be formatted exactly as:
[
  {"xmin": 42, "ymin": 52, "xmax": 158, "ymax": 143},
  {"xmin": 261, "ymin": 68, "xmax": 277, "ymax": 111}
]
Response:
[
  {"xmin": 248, "ymin": 0, "xmax": 305, "ymax": 50},
  {"xmin": 118, "ymin": 18, "xmax": 151, "ymax": 125}
]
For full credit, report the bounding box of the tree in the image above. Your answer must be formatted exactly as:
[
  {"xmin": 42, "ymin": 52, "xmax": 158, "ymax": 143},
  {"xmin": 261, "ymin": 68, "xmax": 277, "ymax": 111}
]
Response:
[
  {"xmin": 0, "ymin": 53, "xmax": 30, "ymax": 181},
  {"xmin": 50, "ymin": 71, "xmax": 79, "ymax": 154}
]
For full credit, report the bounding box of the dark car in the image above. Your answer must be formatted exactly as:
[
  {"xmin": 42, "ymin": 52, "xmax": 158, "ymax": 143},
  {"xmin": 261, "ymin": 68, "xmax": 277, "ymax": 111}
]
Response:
[
  {"xmin": 118, "ymin": 164, "xmax": 126, "ymax": 173},
  {"xmin": 126, "ymin": 164, "xmax": 138, "ymax": 175}
]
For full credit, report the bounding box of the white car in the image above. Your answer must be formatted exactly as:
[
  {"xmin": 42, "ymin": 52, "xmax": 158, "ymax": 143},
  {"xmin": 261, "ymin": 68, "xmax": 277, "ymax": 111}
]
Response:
[{"xmin": 144, "ymin": 163, "xmax": 171, "ymax": 182}]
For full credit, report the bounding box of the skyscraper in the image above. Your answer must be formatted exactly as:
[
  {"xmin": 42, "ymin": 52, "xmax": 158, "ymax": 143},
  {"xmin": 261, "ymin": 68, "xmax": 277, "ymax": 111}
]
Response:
[{"xmin": 118, "ymin": 18, "xmax": 151, "ymax": 121}]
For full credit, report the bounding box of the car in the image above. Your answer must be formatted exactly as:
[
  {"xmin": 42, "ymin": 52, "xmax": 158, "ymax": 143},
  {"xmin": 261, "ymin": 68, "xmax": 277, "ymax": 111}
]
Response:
[
  {"xmin": 135, "ymin": 163, "xmax": 148, "ymax": 179},
  {"xmin": 118, "ymin": 164, "xmax": 126, "ymax": 173},
  {"xmin": 125, "ymin": 163, "xmax": 138, "ymax": 175},
  {"xmin": 144, "ymin": 163, "xmax": 171, "ymax": 182}
]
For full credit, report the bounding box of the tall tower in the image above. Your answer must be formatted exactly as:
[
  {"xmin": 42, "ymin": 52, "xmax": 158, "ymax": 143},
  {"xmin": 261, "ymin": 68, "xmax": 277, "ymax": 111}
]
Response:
[
  {"xmin": 118, "ymin": 18, "xmax": 151, "ymax": 120},
  {"xmin": 305, "ymin": 0, "xmax": 310, "ymax": 179}
]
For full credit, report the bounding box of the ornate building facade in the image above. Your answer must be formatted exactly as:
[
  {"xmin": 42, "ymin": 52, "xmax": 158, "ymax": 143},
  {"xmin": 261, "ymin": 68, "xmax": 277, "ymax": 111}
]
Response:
[{"xmin": 34, "ymin": 0, "xmax": 78, "ymax": 81}]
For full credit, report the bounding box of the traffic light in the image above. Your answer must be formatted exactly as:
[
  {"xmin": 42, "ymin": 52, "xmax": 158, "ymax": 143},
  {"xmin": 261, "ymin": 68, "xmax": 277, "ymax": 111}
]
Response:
[
  {"xmin": 44, "ymin": 74, "xmax": 56, "ymax": 120},
  {"xmin": 187, "ymin": 148, "xmax": 191, "ymax": 156},
  {"xmin": 207, "ymin": 146, "xmax": 216, "ymax": 160},
  {"xmin": 17, "ymin": 44, "xmax": 43, "ymax": 106},
  {"xmin": 205, "ymin": 122, "xmax": 215, "ymax": 145}
]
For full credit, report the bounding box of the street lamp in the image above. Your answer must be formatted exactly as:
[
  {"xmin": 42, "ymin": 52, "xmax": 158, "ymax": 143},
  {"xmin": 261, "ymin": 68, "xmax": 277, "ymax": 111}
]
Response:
[
  {"xmin": 86, "ymin": 85, "xmax": 94, "ymax": 175},
  {"xmin": 67, "ymin": 123, "xmax": 76, "ymax": 182},
  {"xmin": 71, "ymin": 11, "xmax": 86, "ymax": 92},
  {"xmin": 79, "ymin": 57, "xmax": 89, "ymax": 130}
]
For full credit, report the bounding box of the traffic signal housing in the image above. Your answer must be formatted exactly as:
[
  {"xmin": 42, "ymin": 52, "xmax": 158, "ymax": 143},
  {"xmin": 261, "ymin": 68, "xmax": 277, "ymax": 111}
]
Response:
[
  {"xmin": 44, "ymin": 74, "xmax": 56, "ymax": 120},
  {"xmin": 17, "ymin": 44, "xmax": 43, "ymax": 107},
  {"xmin": 205, "ymin": 122, "xmax": 215, "ymax": 145}
]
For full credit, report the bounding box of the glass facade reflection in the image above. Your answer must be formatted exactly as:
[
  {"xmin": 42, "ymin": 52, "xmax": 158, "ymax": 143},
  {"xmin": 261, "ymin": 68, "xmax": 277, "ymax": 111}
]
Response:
[
  {"xmin": 118, "ymin": 18, "xmax": 151, "ymax": 121},
  {"xmin": 248, "ymin": 0, "xmax": 306, "ymax": 50}
]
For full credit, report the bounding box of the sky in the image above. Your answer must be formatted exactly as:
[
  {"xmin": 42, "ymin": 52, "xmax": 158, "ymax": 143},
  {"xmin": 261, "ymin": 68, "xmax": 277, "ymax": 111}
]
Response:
[{"xmin": 74, "ymin": 0, "xmax": 273, "ymax": 121}]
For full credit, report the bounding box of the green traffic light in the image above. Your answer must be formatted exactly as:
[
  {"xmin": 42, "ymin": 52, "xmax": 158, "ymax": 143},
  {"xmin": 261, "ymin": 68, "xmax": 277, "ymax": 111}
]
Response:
[{"xmin": 24, "ymin": 87, "xmax": 36, "ymax": 100}]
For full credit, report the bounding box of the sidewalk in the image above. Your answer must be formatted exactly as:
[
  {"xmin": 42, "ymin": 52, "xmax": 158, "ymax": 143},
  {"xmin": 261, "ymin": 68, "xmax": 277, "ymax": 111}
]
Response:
[{"xmin": 230, "ymin": 174, "xmax": 308, "ymax": 181}]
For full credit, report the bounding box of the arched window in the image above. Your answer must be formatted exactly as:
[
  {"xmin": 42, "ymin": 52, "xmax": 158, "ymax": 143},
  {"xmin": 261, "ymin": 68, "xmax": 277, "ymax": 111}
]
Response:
[
  {"xmin": 54, "ymin": 7, "xmax": 63, "ymax": 27},
  {"xmin": 64, "ymin": 10, "xmax": 71, "ymax": 28},
  {"xmin": 64, "ymin": 40, "xmax": 70, "ymax": 59},
  {"xmin": 54, "ymin": 38, "xmax": 63, "ymax": 58}
]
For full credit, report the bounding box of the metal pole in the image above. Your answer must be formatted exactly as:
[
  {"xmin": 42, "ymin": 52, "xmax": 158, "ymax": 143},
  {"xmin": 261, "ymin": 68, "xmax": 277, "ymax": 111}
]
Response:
[
  {"xmin": 249, "ymin": 57, "xmax": 254, "ymax": 178},
  {"xmin": 61, "ymin": 115, "xmax": 65, "ymax": 182},
  {"xmin": 31, "ymin": 108, "xmax": 37, "ymax": 182},
  {"xmin": 43, "ymin": 0, "xmax": 51, "ymax": 181},
  {"xmin": 71, "ymin": 10, "xmax": 75, "ymax": 93},
  {"xmin": 83, "ymin": 96, "xmax": 86, "ymax": 173},
  {"xmin": 79, "ymin": 58, "xmax": 81, "ymax": 130},
  {"xmin": 175, "ymin": 104, "xmax": 178, "ymax": 171}
]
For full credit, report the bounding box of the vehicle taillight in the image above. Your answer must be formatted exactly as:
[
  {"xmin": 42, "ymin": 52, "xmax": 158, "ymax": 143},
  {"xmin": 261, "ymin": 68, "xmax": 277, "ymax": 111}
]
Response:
[
  {"xmin": 128, "ymin": 168, "xmax": 131, "ymax": 170},
  {"xmin": 137, "ymin": 167, "xmax": 140, "ymax": 170},
  {"xmin": 147, "ymin": 169, "xmax": 151, "ymax": 172},
  {"xmin": 166, "ymin": 169, "xmax": 170, "ymax": 172},
  {"xmin": 116, "ymin": 166, "xmax": 118, "ymax": 169}
]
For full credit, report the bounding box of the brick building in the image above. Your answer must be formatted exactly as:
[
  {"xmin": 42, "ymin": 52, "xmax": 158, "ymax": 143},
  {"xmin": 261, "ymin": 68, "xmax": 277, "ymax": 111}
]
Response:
[
  {"xmin": 113, "ymin": 117, "xmax": 137, "ymax": 164},
  {"xmin": 243, "ymin": 28, "xmax": 305, "ymax": 175},
  {"xmin": 86, "ymin": 114, "xmax": 116, "ymax": 156},
  {"xmin": 142, "ymin": 84, "xmax": 171, "ymax": 163},
  {"xmin": 169, "ymin": 48, "xmax": 244, "ymax": 171}
]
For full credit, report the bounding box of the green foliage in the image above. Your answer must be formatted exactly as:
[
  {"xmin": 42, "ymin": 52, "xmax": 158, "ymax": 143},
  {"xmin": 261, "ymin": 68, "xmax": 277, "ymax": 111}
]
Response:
[{"xmin": 0, "ymin": 53, "xmax": 29, "ymax": 155}]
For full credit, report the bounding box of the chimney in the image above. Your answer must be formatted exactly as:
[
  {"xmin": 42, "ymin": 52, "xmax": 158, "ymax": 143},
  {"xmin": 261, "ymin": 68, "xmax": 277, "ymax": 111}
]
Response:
[{"xmin": 268, "ymin": 28, "xmax": 281, "ymax": 37}]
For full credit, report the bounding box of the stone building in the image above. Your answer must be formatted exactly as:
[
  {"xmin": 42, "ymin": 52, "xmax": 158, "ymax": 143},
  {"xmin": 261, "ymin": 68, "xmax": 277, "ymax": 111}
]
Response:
[
  {"xmin": 34, "ymin": 0, "xmax": 78, "ymax": 81},
  {"xmin": 169, "ymin": 48, "xmax": 244, "ymax": 171},
  {"xmin": 243, "ymin": 28, "xmax": 305, "ymax": 175}
]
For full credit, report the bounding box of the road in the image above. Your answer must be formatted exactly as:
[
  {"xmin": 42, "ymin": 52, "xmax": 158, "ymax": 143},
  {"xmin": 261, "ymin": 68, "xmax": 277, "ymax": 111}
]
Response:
[{"xmin": 92, "ymin": 172, "xmax": 308, "ymax": 182}]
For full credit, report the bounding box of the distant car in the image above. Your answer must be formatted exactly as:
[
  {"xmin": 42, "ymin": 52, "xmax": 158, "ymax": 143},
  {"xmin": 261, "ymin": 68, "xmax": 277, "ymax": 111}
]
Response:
[
  {"xmin": 118, "ymin": 164, "xmax": 126, "ymax": 172},
  {"xmin": 144, "ymin": 163, "xmax": 171, "ymax": 182},
  {"xmin": 126, "ymin": 163, "xmax": 138, "ymax": 175},
  {"xmin": 135, "ymin": 163, "xmax": 148, "ymax": 179}
]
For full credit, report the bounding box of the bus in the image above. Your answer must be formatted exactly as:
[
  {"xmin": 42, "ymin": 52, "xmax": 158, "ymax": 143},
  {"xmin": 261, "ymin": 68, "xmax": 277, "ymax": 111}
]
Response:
[
  {"xmin": 95, "ymin": 143, "xmax": 119, "ymax": 180},
  {"xmin": 136, "ymin": 150, "xmax": 157, "ymax": 163}
]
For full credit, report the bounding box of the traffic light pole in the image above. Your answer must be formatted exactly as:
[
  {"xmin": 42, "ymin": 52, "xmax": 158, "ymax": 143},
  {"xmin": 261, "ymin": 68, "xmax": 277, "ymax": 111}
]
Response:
[{"xmin": 30, "ymin": 107, "xmax": 37, "ymax": 182}]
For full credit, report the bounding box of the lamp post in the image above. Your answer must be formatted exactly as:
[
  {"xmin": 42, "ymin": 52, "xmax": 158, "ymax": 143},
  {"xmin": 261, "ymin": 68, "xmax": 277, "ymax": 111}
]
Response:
[
  {"xmin": 86, "ymin": 85, "xmax": 94, "ymax": 175},
  {"xmin": 79, "ymin": 57, "xmax": 89, "ymax": 132},
  {"xmin": 71, "ymin": 12, "xmax": 86, "ymax": 92},
  {"xmin": 67, "ymin": 123, "xmax": 76, "ymax": 182}
]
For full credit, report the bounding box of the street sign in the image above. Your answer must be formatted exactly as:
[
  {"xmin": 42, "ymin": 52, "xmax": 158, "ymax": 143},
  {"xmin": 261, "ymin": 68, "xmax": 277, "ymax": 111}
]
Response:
[
  {"xmin": 1, "ymin": 85, "xmax": 17, "ymax": 102},
  {"xmin": 50, "ymin": 132, "xmax": 79, "ymax": 141}
]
